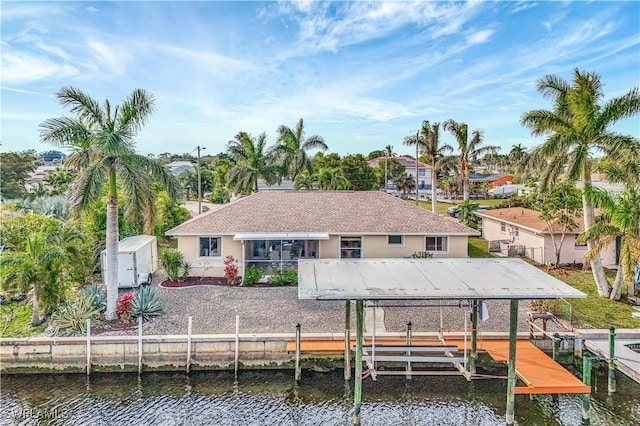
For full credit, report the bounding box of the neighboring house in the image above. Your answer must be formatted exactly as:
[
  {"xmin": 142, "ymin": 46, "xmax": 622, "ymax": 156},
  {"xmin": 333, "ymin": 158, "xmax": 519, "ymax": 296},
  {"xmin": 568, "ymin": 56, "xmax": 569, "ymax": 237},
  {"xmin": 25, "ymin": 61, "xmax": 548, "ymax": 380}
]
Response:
[
  {"xmin": 166, "ymin": 191, "xmax": 479, "ymax": 279},
  {"xmin": 256, "ymin": 178, "xmax": 295, "ymax": 191},
  {"xmin": 469, "ymin": 173, "xmax": 513, "ymax": 188},
  {"xmin": 477, "ymin": 207, "xmax": 617, "ymax": 266},
  {"xmin": 367, "ymin": 156, "xmax": 432, "ymax": 194},
  {"xmin": 166, "ymin": 161, "xmax": 195, "ymax": 177}
]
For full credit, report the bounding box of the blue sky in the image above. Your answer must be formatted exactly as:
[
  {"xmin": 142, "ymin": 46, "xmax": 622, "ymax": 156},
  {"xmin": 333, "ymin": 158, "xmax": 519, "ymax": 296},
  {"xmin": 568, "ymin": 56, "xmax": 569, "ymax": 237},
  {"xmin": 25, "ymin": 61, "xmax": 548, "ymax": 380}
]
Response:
[{"xmin": 2, "ymin": 1, "xmax": 639, "ymax": 158}]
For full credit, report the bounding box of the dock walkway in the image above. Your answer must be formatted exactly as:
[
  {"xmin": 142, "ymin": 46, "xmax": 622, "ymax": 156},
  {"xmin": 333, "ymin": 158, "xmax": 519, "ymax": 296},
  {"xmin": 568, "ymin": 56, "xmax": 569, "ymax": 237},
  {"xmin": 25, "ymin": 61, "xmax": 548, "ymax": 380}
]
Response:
[
  {"xmin": 577, "ymin": 329, "xmax": 640, "ymax": 385},
  {"xmin": 287, "ymin": 337, "xmax": 590, "ymax": 394}
]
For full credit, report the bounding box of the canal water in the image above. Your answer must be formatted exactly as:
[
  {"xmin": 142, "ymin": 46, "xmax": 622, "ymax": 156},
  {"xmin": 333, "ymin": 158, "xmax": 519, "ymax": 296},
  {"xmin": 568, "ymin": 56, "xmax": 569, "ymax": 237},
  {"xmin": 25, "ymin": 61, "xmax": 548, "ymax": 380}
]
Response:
[{"xmin": 1, "ymin": 368, "xmax": 638, "ymax": 425}]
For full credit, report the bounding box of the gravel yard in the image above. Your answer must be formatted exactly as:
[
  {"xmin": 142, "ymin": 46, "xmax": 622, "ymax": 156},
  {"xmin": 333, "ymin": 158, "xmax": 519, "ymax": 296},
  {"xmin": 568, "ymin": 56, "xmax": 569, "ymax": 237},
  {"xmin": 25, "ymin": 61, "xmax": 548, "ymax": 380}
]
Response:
[{"xmin": 133, "ymin": 282, "xmax": 542, "ymax": 336}]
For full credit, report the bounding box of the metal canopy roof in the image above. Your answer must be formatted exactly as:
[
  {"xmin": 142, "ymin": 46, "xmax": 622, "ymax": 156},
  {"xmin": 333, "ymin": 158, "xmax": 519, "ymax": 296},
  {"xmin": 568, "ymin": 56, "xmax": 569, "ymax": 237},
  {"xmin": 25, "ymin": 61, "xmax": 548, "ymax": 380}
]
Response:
[{"xmin": 298, "ymin": 258, "xmax": 586, "ymax": 301}]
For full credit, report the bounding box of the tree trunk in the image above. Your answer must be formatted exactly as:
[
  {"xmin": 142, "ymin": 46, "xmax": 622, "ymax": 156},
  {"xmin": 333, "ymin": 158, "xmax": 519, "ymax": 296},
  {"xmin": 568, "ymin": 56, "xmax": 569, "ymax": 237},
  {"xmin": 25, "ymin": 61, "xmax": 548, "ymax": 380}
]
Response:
[
  {"xmin": 105, "ymin": 170, "xmax": 120, "ymax": 320},
  {"xmin": 431, "ymin": 164, "xmax": 437, "ymax": 213},
  {"xmin": 609, "ymin": 267, "xmax": 624, "ymax": 301},
  {"xmin": 31, "ymin": 284, "xmax": 41, "ymax": 326},
  {"xmin": 463, "ymin": 176, "xmax": 470, "ymax": 201},
  {"xmin": 581, "ymin": 170, "xmax": 610, "ymax": 297}
]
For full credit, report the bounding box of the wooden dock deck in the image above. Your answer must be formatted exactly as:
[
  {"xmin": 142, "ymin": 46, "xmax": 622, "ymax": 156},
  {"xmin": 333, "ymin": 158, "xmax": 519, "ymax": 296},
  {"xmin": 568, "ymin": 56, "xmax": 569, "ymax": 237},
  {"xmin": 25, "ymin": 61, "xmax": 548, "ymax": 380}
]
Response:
[{"xmin": 287, "ymin": 337, "xmax": 590, "ymax": 395}]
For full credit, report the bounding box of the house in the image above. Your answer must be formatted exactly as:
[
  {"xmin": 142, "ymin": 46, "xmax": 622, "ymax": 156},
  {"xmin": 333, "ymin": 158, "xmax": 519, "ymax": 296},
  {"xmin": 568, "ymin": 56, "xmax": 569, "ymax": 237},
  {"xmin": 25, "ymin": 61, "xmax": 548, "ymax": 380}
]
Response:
[
  {"xmin": 469, "ymin": 173, "xmax": 514, "ymax": 188},
  {"xmin": 368, "ymin": 156, "xmax": 433, "ymax": 194},
  {"xmin": 476, "ymin": 207, "xmax": 617, "ymax": 266},
  {"xmin": 166, "ymin": 160, "xmax": 195, "ymax": 177},
  {"xmin": 166, "ymin": 191, "xmax": 479, "ymax": 278}
]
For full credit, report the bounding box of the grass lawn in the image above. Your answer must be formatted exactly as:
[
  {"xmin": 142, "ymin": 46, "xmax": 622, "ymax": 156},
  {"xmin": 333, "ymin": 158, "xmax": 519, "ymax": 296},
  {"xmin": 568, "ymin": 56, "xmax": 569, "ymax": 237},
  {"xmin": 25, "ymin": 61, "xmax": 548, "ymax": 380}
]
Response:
[
  {"xmin": 544, "ymin": 268, "xmax": 639, "ymax": 329},
  {"xmin": 0, "ymin": 302, "xmax": 47, "ymax": 338}
]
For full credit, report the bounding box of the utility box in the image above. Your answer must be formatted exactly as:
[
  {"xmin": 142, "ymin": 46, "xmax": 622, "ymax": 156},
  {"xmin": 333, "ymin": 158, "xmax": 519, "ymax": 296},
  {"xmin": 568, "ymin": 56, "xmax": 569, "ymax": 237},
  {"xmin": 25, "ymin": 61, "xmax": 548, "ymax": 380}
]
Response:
[{"xmin": 101, "ymin": 235, "xmax": 158, "ymax": 288}]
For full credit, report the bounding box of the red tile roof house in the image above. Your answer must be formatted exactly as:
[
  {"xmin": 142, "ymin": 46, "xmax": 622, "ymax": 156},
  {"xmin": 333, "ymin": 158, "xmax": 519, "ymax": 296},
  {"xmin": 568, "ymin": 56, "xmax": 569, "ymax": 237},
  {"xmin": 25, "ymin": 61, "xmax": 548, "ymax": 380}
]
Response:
[
  {"xmin": 476, "ymin": 207, "xmax": 617, "ymax": 266},
  {"xmin": 166, "ymin": 191, "xmax": 479, "ymax": 280}
]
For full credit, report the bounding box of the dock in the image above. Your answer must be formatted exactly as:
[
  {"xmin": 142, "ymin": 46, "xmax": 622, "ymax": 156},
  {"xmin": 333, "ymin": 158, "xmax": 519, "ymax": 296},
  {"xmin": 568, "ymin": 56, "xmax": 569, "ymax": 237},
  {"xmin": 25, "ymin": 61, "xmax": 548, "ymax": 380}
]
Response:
[
  {"xmin": 577, "ymin": 328, "xmax": 640, "ymax": 385},
  {"xmin": 287, "ymin": 336, "xmax": 590, "ymax": 394}
]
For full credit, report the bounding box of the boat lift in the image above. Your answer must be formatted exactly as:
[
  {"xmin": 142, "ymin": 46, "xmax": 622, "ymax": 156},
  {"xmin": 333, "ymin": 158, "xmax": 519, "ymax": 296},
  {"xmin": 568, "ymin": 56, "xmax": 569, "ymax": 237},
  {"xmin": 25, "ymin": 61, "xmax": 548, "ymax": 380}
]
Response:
[{"xmin": 298, "ymin": 258, "xmax": 587, "ymax": 426}]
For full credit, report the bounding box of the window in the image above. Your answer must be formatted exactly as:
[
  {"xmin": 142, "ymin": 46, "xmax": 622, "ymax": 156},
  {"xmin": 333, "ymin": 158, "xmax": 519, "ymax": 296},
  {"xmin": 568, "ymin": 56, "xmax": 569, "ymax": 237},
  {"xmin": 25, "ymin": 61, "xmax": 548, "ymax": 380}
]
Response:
[
  {"xmin": 500, "ymin": 222, "xmax": 506, "ymax": 232},
  {"xmin": 426, "ymin": 236, "xmax": 448, "ymax": 252},
  {"xmin": 514, "ymin": 228, "xmax": 519, "ymax": 237},
  {"xmin": 575, "ymin": 238, "xmax": 587, "ymax": 249},
  {"xmin": 388, "ymin": 235, "xmax": 403, "ymax": 245},
  {"xmin": 341, "ymin": 237, "xmax": 362, "ymax": 258},
  {"xmin": 199, "ymin": 237, "xmax": 221, "ymax": 257}
]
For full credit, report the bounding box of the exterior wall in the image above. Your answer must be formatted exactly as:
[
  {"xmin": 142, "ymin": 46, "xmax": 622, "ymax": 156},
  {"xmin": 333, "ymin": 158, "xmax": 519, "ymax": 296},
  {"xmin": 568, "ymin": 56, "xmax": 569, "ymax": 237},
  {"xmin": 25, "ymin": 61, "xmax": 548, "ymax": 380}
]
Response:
[
  {"xmin": 482, "ymin": 217, "xmax": 617, "ymax": 265},
  {"xmin": 177, "ymin": 233, "xmax": 470, "ymax": 277},
  {"xmin": 178, "ymin": 235, "xmax": 242, "ymax": 277}
]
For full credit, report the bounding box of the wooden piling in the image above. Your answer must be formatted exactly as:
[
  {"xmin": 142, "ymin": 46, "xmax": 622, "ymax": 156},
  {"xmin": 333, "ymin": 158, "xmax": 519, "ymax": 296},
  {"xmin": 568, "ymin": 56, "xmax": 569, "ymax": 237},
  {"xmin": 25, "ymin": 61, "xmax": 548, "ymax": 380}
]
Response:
[
  {"xmin": 295, "ymin": 323, "xmax": 301, "ymax": 382},
  {"xmin": 353, "ymin": 300, "xmax": 364, "ymax": 426},
  {"xmin": 186, "ymin": 316, "xmax": 192, "ymax": 374},
  {"xmin": 137, "ymin": 316, "xmax": 143, "ymax": 376},
  {"xmin": 470, "ymin": 300, "xmax": 478, "ymax": 375},
  {"xmin": 608, "ymin": 326, "xmax": 616, "ymax": 394},
  {"xmin": 505, "ymin": 299, "xmax": 518, "ymax": 426},
  {"xmin": 86, "ymin": 318, "xmax": 91, "ymax": 376},
  {"xmin": 344, "ymin": 301, "xmax": 351, "ymax": 381},
  {"xmin": 406, "ymin": 321, "xmax": 412, "ymax": 379},
  {"xmin": 582, "ymin": 355, "xmax": 592, "ymax": 423}
]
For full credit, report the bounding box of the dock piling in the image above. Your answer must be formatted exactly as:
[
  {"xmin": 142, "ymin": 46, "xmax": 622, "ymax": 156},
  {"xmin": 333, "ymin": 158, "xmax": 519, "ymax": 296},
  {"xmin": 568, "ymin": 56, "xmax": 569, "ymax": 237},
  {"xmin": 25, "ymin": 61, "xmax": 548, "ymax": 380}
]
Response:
[
  {"xmin": 470, "ymin": 300, "xmax": 478, "ymax": 375},
  {"xmin": 137, "ymin": 315, "xmax": 143, "ymax": 376},
  {"xmin": 234, "ymin": 315, "xmax": 240, "ymax": 379},
  {"xmin": 186, "ymin": 316, "xmax": 192, "ymax": 374},
  {"xmin": 406, "ymin": 321, "xmax": 412, "ymax": 379},
  {"xmin": 505, "ymin": 299, "xmax": 519, "ymax": 426},
  {"xmin": 608, "ymin": 326, "xmax": 616, "ymax": 394},
  {"xmin": 582, "ymin": 355, "xmax": 592, "ymax": 423},
  {"xmin": 295, "ymin": 323, "xmax": 301, "ymax": 382},
  {"xmin": 86, "ymin": 318, "xmax": 91, "ymax": 376}
]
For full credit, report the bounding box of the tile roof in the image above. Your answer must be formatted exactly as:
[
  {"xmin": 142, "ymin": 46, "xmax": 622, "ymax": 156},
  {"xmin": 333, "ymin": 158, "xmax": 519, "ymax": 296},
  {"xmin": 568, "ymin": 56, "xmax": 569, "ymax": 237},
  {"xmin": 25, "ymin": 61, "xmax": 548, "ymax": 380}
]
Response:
[
  {"xmin": 167, "ymin": 191, "xmax": 479, "ymax": 236},
  {"xmin": 477, "ymin": 207, "xmax": 586, "ymax": 233}
]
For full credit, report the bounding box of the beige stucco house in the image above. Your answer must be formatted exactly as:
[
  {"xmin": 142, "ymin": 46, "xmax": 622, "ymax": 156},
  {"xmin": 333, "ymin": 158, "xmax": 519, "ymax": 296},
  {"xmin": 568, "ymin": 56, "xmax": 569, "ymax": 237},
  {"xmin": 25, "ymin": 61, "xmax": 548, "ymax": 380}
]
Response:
[
  {"xmin": 166, "ymin": 191, "xmax": 479, "ymax": 279},
  {"xmin": 477, "ymin": 207, "xmax": 617, "ymax": 266}
]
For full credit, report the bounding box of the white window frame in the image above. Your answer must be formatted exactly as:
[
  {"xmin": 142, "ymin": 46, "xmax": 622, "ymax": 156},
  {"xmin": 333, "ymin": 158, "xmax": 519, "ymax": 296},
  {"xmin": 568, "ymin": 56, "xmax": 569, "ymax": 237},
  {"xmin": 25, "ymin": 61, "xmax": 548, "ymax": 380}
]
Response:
[
  {"xmin": 500, "ymin": 222, "xmax": 506, "ymax": 233},
  {"xmin": 340, "ymin": 237, "xmax": 362, "ymax": 259},
  {"xmin": 198, "ymin": 236, "xmax": 222, "ymax": 258},
  {"xmin": 387, "ymin": 235, "xmax": 404, "ymax": 246},
  {"xmin": 425, "ymin": 236, "xmax": 448, "ymax": 253}
]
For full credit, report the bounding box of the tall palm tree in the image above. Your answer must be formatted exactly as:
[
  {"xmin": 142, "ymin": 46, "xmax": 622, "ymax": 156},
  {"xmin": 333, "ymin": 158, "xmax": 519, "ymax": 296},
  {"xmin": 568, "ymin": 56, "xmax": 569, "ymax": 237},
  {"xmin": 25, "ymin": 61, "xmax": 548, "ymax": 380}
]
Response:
[
  {"xmin": 508, "ymin": 144, "xmax": 529, "ymax": 183},
  {"xmin": 40, "ymin": 87, "xmax": 181, "ymax": 320},
  {"xmin": 394, "ymin": 175, "xmax": 415, "ymax": 200},
  {"xmin": 443, "ymin": 119, "xmax": 498, "ymax": 201},
  {"xmin": 521, "ymin": 69, "xmax": 640, "ymax": 297},
  {"xmin": 382, "ymin": 144, "xmax": 395, "ymax": 192},
  {"xmin": 403, "ymin": 127, "xmax": 428, "ymax": 204},
  {"xmin": 226, "ymin": 132, "xmax": 278, "ymax": 194},
  {"xmin": 273, "ymin": 118, "xmax": 328, "ymax": 180},
  {"xmin": 579, "ymin": 186, "xmax": 640, "ymax": 300},
  {"xmin": 421, "ymin": 121, "xmax": 453, "ymax": 213}
]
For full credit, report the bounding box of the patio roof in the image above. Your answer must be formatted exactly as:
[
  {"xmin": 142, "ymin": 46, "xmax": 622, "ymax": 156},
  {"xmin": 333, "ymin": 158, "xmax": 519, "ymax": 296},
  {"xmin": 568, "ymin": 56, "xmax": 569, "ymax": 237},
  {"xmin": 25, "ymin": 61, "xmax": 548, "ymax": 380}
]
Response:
[{"xmin": 298, "ymin": 258, "xmax": 586, "ymax": 301}]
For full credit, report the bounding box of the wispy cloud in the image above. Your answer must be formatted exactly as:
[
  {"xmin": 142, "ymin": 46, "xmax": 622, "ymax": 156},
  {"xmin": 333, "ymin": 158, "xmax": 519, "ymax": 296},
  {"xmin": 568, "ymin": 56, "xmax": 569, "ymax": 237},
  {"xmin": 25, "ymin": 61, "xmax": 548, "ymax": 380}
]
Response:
[
  {"xmin": 466, "ymin": 29, "xmax": 494, "ymax": 45},
  {"xmin": 86, "ymin": 40, "xmax": 131, "ymax": 75},
  {"xmin": 1, "ymin": 50, "xmax": 77, "ymax": 84}
]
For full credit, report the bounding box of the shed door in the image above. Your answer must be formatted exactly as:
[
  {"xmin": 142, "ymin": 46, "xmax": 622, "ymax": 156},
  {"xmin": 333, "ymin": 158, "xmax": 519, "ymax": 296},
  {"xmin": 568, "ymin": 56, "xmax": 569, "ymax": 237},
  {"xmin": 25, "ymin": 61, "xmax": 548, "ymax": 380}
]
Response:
[{"xmin": 120, "ymin": 252, "xmax": 135, "ymax": 286}]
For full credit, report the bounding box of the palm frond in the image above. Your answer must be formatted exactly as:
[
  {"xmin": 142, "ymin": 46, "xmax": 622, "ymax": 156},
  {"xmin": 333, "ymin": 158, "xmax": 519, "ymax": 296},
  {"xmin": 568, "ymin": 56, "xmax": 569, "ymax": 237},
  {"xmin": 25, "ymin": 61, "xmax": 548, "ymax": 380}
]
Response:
[{"xmin": 56, "ymin": 86, "xmax": 104, "ymax": 127}]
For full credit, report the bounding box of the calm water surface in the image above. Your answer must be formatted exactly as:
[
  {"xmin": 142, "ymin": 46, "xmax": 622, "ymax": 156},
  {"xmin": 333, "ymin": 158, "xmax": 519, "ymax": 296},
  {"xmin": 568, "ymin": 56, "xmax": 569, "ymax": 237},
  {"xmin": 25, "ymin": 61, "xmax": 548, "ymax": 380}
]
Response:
[{"xmin": 1, "ymin": 368, "xmax": 638, "ymax": 425}]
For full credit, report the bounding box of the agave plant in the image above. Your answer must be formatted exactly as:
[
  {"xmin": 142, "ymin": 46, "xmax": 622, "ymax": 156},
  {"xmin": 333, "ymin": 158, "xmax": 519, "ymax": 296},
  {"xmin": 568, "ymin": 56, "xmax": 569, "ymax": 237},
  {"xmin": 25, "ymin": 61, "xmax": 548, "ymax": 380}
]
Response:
[
  {"xmin": 131, "ymin": 286, "xmax": 163, "ymax": 321},
  {"xmin": 52, "ymin": 296, "xmax": 102, "ymax": 335},
  {"xmin": 81, "ymin": 283, "xmax": 107, "ymax": 312}
]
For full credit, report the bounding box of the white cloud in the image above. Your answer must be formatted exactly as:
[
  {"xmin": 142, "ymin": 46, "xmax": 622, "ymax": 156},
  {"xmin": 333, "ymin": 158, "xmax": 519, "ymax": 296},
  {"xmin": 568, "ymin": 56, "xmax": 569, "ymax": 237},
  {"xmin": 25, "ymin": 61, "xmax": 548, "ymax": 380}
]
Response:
[
  {"xmin": 86, "ymin": 6, "xmax": 99, "ymax": 13},
  {"xmin": 1, "ymin": 50, "xmax": 77, "ymax": 84},
  {"xmin": 542, "ymin": 21, "xmax": 552, "ymax": 31},
  {"xmin": 87, "ymin": 40, "xmax": 131, "ymax": 75},
  {"xmin": 466, "ymin": 29, "xmax": 494, "ymax": 44}
]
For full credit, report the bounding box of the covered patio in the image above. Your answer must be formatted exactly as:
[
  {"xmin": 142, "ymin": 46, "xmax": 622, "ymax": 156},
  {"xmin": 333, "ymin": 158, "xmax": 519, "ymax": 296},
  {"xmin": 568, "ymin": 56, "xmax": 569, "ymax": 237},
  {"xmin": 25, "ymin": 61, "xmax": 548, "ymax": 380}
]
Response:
[{"xmin": 298, "ymin": 258, "xmax": 587, "ymax": 426}]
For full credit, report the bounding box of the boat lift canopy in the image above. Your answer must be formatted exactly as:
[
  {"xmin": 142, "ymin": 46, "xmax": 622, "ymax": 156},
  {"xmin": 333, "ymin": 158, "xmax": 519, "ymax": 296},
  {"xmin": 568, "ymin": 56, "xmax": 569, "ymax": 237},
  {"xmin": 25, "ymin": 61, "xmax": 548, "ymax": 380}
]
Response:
[
  {"xmin": 298, "ymin": 258, "xmax": 586, "ymax": 301},
  {"xmin": 297, "ymin": 258, "xmax": 586, "ymax": 426}
]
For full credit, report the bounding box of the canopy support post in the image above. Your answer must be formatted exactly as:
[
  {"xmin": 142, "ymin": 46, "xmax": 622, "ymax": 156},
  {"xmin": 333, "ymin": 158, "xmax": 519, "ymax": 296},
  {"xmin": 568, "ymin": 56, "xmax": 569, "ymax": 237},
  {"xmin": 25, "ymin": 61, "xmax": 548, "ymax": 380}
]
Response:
[
  {"xmin": 344, "ymin": 301, "xmax": 351, "ymax": 381},
  {"xmin": 470, "ymin": 300, "xmax": 478, "ymax": 375},
  {"xmin": 506, "ymin": 299, "xmax": 518, "ymax": 426},
  {"xmin": 353, "ymin": 300, "xmax": 364, "ymax": 425}
]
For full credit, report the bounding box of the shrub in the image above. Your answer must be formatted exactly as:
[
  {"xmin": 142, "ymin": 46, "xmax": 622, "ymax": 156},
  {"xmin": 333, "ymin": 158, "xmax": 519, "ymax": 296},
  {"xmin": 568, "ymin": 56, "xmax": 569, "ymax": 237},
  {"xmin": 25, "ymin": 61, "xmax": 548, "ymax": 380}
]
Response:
[
  {"xmin": 160, "ymin": 248, "xmax": 190, "ymax": 282},
  {"xmin": 81, "ymin": 283, "xmax": 106, "ymax": 312},
  {"xmin": 117, "ymin": 292, "xmax": 134, "ymax": 323},
  {"xmin": 224, "ymin": 256, "xmax": 239, "ymax": 285},
  {"xmin": 267, "ymin": 270, "xmax": 298, "ymax": 286},
  {"xmin": 131, "ymin": 286, "xmax": 162, "ymax": 321},
  {"xmin": 52, "ymin": 296, "xmax": 101, "ymax": 335},
  {"xmin": 407, "ymin": 251, "xmax": 433, "ymax": 258},
  {"xmin": 243, "ymin": 266, "xmax": 264, "ymax": 286}
]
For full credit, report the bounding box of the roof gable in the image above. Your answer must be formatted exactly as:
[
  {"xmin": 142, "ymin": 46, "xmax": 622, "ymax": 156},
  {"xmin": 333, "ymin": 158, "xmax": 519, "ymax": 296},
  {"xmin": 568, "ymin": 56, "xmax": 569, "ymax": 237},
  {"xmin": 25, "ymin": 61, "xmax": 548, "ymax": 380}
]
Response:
[{"xmin": 167, "ymin": 191, "xmax": 479, "ymax": 236}]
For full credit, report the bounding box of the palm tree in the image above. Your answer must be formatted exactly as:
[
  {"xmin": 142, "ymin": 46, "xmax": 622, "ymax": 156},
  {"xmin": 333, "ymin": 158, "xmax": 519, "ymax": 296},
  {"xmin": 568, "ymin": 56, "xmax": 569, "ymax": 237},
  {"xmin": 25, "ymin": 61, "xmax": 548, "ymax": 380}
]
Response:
[
  {"xmin": 521, "ymin": 69, "xmax": 640, "ymax": 297},
  {"xmin": 421, "ymin": 121, "xmax": 453, "ymax": 213},
  {"xmin": 508, "ymin": 144, "xmax": 529, "ymax": 183},
  {"xmin": 394, "ymin": 175, "xmax": 415, "ymax": 199},
  {"xmin": 443, "ymin": 119, "xmax": 498, "ymax": 201},
  {"xmin": 0, "ymin": 228, "xmax": 69, "ymax": 325},
  {"xmin": 382, "ymin": 144, "xmax": 395, "ymax": 192},
  {"xmin": 579, "ymin": 186, "xmax": 640, "ymax": 300},
  {"xmin": 294, "ymin": 171, "xmax": 317, "ymax": 190},
  {"xmin": 226, "ymin": 132, "xmax": 278, "ymax": 194},
  {"xmin": 273, "ymin": 118, "xmax": 328, "ymax": 180},
  {"xmin": 316, "ymin": 168, "xmax": 351, "ymax": 190},
  {"xmin": 39, "ymin": 87, "xmax": 181, "ymax": 320},
  {"xmin": 403, "ymin": 128, "xmax": 427, "ymax": 204},
  {"xmin": 457, "ymin": 200, "xmax": 479, "ymax": 229}
]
